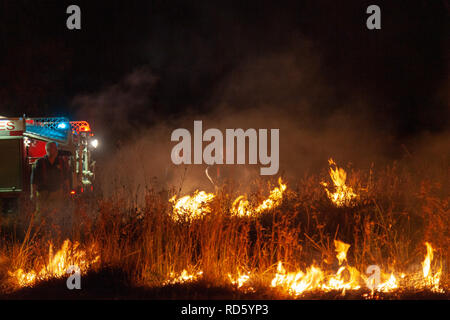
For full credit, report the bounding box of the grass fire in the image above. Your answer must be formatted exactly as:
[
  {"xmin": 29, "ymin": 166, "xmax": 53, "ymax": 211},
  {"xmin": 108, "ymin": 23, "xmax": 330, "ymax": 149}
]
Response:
[
  {"xmin": 0, "ymin": 157, "xmax": 447, "ymax": 300},
  {"xmin": 0, "ymin": 1, "xmax": 447, "ymax": 306}
]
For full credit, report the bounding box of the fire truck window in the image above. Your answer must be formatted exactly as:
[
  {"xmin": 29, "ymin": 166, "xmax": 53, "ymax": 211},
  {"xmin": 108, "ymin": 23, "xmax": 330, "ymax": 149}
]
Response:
[{"xmin": 0, "ymin": 139, "xmax": 23, "ymax": 192}]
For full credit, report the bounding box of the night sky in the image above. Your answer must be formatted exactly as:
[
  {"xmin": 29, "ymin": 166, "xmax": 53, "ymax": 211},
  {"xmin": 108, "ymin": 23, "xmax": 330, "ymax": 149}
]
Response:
[{"xmin": 0, "ymin": 0, "xmax": 448, "ymax": 145}]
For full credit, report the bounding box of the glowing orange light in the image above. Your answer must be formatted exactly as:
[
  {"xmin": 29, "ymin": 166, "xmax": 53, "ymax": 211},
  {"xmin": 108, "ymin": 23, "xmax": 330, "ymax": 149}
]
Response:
[{"xmin": 70, "ymin": 121, "xmax": 92, "ymax": 134}]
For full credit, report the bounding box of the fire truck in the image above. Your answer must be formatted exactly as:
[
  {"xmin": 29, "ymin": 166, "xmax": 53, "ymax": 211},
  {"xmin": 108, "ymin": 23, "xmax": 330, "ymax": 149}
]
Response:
[{"xmin": 0, "ymin": 116, "xmax": 97, "ymax": 214}]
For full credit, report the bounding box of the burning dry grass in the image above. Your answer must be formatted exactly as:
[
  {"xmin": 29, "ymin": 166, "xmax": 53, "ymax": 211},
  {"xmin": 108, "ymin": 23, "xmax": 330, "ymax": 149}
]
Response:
[
  {"xmin": 8, "ymin": 240, "xmax": 100, "ymax": 288},
  {"xmin": 321, "ymin": 158, "xmax": 358, "ymax": 207},
  {"xmin": 0, "ymin": 158, "xmax": 448, "ymax": 299}
]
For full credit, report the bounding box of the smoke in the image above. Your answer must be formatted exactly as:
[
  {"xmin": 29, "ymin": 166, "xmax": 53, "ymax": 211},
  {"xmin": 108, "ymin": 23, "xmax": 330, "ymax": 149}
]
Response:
[
  {"xmin": 71, "ymin": 67, "xmax": 158, "ymax": 150},
  {"xmin": 71, "ymin": 38, "xmax": 448, "ymax": 204}
]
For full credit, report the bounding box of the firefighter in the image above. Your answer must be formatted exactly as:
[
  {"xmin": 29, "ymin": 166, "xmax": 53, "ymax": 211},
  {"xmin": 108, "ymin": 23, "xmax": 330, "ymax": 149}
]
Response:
[{"xmin": 30, "ymin": 142, "xmax": 70, "ymax": 223}]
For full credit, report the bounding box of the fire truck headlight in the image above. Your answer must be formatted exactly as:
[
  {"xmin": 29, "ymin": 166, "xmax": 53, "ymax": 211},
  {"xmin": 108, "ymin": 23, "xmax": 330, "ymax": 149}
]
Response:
[{"xmin": 90, "ymin": 139, "xmax": 99, "ymax": 148}]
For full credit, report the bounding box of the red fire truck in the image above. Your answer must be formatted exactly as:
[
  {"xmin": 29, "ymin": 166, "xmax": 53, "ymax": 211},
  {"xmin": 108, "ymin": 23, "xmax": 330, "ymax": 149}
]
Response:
[{"xmin": 0, "ymin": 116, "xmax": 97, "ymax": 214}]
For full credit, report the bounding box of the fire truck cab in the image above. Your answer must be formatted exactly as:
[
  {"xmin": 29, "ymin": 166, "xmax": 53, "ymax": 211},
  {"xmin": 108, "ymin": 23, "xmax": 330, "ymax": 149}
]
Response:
[{"xmin": 0, "ymin": 116, "xmax": 97, "ymax": 214}]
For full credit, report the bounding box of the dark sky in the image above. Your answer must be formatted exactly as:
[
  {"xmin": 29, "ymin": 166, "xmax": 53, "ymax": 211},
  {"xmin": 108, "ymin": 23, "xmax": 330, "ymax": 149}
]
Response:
[{"xmin": 0, "ymin": 0, "xmax": 448, "ymax": 142}]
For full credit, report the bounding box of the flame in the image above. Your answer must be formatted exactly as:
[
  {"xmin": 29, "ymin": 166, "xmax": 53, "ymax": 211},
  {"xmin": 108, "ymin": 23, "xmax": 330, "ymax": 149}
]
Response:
[
  {"xmin": 421, "ymin": 242, "xmax": 442, "ymax": 292},
  {"xmin": 228, "ymin": 272, "xmax": 251, "ymax": 289},
  {"xmin": 165, "ymin": 269, "xmax": 255, "ymax": 291},
  {"xmin": 161, "ymin": 165, "xmax": 445, "ymax": 297},
  {"xmin": 169, "ymin": 177, "xmax": 286, "ymax": 221},
  {"xmin": 271, "ymin": 261, "xmax": 325, "ymax": 296},
  {"xmin": 269, "ymin": 241, "xmax": 447, "ymax": 297},
  {"xmin": 169, "ymin": 191, "xmax": 215, "ymax": 222},
  {"xmin": 270, "ymin": 241, "xmax": 362, "ymax": 295},
  {"xmin": 231, "ymin": 195, "xmax": 250, "ymax": 217},
  {"xmin": 164, "ymin": 269, "xmax": 204, "ymax": 285},
  {"xmin": 334, "ymin": 240, "xmax": 350, "ymax": 265},
  {"xmin": 377, "ymin": 273, "xmax": 398, "ymax": 293},
  {"xmin": 323, "ymin": 266, "xmax": 361, "ymax": 292},
  {"xmin": 9, "ymin": 240, "xmax": 100, "ymax": 287},
  {"xmin": 322, "ymin": 240, "xmax": 361, "ymax": 292},
  {"xmin": 156, "ymin": 241, "xmax": 443, "ymax": 297},
  {"xmin": 422, "ymin": 242, "xmax": 433, "ymax": 278},
  {"xmin": 321, "ymin": 158, "xmax": 357, "ymax": 207},
  {"xmin": 270, "ymin": 240, "xmax": 404, "ymax": 296},
  {"xmin": 231, "ymin": 177, "xmax": 287, "ymax": 217}
]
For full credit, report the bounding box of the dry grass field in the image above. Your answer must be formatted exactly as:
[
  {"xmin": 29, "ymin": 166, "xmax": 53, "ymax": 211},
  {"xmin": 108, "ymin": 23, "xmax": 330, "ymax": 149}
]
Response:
[{"xmin": 0, "ymin": 157, "xmax": 448, "ymax": 299}]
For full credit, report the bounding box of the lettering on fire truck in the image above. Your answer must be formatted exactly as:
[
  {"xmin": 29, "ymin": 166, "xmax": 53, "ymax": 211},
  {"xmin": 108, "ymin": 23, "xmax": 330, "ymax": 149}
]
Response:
[
  {"xmin": 0, "ymin": 120, "xmax": 16, "ymax": 131},
  {"xmin": 0, "ymin": 119, "xmax": 24, "ymax": 135}
]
